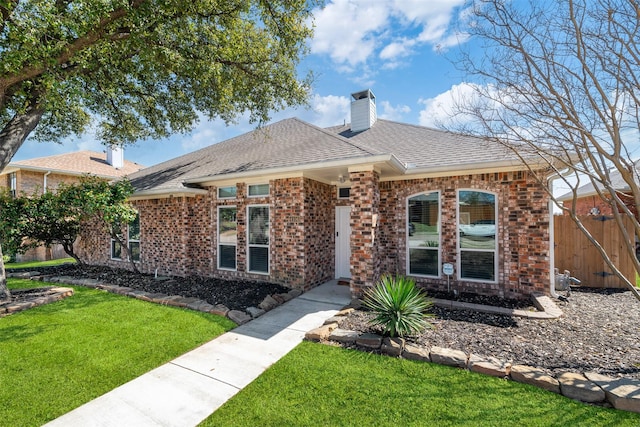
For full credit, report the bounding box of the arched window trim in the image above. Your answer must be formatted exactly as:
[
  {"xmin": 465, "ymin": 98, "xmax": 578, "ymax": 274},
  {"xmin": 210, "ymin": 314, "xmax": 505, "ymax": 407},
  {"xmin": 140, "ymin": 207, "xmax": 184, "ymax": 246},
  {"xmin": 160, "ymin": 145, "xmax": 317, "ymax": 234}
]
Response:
[
  {"xmin": 456, "ymin": 188, "xmax": 498, "ymax": 284},
  {"xmin": 406, "ymin": 190, "xmax": 441, "ymax": 279}
]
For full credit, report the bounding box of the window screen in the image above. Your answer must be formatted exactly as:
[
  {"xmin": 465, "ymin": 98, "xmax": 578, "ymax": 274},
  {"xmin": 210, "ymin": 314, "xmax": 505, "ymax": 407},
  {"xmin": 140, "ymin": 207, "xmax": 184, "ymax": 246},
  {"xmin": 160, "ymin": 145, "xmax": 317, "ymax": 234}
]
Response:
[
  {"xmin": 218, "ymin": 207, "xmax": 237, "ymax": 270},
  {"xmin": 248, "ymin": 206, "xmax": 269, "ymax": 273},
  {"xmin": 458, "ymin": 190, "xmax": 497, "ymax": 281},
  {"xmin": 407, "ymin": 192, "xmax": 440, "ymax": 276}
]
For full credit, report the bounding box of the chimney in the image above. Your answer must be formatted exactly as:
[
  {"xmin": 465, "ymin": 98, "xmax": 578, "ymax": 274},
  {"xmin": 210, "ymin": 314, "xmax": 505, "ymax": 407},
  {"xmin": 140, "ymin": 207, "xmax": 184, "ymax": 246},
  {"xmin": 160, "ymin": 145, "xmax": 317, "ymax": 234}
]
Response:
[
  {"xmin": 107, "ymin": 145, "xmax": 124, "ymax": 169},
  {"xmin": 350, "ymin": 89, "xmax": 376, "ymax": 132}
]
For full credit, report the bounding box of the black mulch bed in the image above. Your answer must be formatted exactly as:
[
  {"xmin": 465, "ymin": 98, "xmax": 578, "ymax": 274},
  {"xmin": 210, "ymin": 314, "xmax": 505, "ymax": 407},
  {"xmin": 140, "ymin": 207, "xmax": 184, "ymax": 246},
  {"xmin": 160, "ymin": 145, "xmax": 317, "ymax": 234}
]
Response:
[{"xmin": 8, "ymin": 264, "xmax": 289, "ymax": 312}]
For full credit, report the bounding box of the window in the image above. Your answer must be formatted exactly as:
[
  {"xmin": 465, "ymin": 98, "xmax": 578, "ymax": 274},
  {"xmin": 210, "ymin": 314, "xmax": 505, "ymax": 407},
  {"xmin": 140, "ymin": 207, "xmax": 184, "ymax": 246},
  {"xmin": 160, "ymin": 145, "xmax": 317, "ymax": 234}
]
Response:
[
  {"xmin": 218, "ymin": 186, "xmax": 236, "ymax": 199},
  {"xmin": 129, "ymin": 213, "xmax": 140, "ymax": 262},
  {"xmin": 407, "ymin": 192, "xmax": 440, "ymax": 277},
  {"xmin": 111, "ymin": 230, "xmax": 123, "ymax": 260},
  {"xmin": 248, "ymin": 205, "xmax": 269, "ymax": 273},
  {"xmin": 218, "ymin": 206, "xmax": 237, "ymax": 270},
  {"xmin": 458, "ymin": 190, "xmax": 497, "ymax": 282},
  {"xmin": 248, "ymin": 183, "xmax": 269, "ymax": 197},
  {"xmin": 338, "ymin": 187, "xmax": 350, "ymax": 199},
  {"xmin": 9, "ymin": 172, "xmax": 16, "ymax": 197}
]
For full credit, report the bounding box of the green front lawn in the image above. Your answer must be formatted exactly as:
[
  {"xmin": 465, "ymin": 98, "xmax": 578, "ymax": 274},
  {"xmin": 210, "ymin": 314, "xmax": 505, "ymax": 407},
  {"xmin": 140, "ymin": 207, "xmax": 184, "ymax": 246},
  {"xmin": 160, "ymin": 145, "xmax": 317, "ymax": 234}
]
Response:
[
  {"xmin": 1, "ymin": 278, "xmax": 235, "ymax": 426},
  {"xmin": 203, "ymin": 341, "xmax": 640, "ymax": 427},
  {"xmin": 5, "ymin": 257, "xmax": 76, "ymax": 269}
]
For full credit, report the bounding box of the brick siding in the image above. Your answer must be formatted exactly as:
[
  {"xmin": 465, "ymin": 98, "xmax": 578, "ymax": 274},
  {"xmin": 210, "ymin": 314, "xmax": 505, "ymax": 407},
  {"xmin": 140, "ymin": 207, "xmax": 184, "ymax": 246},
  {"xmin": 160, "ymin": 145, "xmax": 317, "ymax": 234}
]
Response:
[{"xmin": 78, "ymin": 171, "xmax": 551, "ymax": 299}]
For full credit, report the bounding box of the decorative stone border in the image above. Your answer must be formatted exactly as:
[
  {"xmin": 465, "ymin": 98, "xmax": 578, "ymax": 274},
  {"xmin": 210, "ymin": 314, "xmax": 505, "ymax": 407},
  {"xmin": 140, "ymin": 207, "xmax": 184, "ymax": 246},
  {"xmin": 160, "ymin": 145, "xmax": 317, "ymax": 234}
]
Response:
[
  {"xmin": 25, "ymin": 273, "xmax": 300, "ymax": 325},
  {"xmin": 306, "ymin": 306, "xmax": 640, "ymax": 413},
  {"xmin": 432, "ymin": 292, "xmax": 563, "ymax": 319},
  {"xmin": 0, "ymin": 286, "xmax": 74, "ymax": 317}
]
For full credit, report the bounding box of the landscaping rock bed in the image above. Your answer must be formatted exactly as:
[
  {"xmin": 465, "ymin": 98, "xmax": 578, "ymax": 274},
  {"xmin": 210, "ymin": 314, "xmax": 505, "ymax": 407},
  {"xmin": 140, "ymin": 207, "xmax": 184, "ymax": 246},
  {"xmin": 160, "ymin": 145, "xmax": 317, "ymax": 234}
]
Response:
[
  {"xmin": 337, "ymin": 287, "xmax": 640, "ymax": 381},
  {"xmin": 307, "ymin": 290, "xmax": 640, "ymax": 412}
]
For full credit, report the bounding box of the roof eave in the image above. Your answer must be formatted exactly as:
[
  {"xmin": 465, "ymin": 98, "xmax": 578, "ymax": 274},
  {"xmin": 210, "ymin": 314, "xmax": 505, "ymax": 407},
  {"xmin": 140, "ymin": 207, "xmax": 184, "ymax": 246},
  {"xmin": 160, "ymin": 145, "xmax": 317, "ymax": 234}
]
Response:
[
  {"xmin": 183, "ymin": 154, "xmax": 406, "ymax": 187},
  {"xmin": 1, "ymin": 164, "xmax": 128, "ymax": 180}
]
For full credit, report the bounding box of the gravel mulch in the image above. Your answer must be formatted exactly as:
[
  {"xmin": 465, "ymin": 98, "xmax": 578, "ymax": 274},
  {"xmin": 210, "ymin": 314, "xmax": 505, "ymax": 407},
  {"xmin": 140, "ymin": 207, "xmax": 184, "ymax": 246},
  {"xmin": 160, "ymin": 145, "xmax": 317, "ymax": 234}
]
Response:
[{"xmin": 339, "ymin": 287, "xmax": 640, "ymax": 380}]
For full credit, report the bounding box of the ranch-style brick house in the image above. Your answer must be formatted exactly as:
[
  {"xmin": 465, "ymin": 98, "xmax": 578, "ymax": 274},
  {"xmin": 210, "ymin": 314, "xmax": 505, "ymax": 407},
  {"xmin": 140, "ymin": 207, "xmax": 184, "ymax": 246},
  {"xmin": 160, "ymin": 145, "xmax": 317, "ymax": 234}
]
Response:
[{"xmin": 78, "ymin": 89, "xmax": 555, "ymax": 300}]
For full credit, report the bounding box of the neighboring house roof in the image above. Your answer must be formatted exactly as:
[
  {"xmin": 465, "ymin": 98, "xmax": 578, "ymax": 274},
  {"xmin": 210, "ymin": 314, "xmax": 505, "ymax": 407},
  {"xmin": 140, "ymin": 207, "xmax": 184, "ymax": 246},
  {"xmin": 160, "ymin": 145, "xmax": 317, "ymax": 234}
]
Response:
[
  {"xmin": 127, "ymin": 117, "xmax": 531, "ymax": 199},
  {"xmin": 557, "ymin": 161, "xmax": 640, "ymax": 201},
  {"xmin": 2, "ymin": 150, "xmax": 144, "ymax": 179}
]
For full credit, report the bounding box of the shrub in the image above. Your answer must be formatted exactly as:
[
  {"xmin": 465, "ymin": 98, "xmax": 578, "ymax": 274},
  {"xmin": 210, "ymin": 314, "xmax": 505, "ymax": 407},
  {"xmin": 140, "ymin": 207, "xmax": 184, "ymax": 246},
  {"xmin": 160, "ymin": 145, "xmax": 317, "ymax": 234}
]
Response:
[{"xmin": 362, "ymin": 274, "xmax": 433, "ymax": 338}]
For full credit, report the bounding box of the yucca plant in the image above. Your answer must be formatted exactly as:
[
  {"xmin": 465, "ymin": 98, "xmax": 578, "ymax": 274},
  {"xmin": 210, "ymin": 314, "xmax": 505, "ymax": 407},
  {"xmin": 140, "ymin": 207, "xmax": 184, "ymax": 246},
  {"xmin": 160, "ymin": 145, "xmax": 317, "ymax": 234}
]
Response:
[{"xmin": 362, "ymin": 274, "xmax": 434, "ymax": 338}]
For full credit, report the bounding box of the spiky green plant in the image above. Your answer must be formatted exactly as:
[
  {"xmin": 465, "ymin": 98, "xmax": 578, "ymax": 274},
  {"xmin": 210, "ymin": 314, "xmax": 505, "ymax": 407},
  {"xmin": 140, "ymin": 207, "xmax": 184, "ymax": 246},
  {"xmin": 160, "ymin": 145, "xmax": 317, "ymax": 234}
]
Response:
[{"xmin": 362, "ymin": 274, "xmax": 433, "ymax": 338}]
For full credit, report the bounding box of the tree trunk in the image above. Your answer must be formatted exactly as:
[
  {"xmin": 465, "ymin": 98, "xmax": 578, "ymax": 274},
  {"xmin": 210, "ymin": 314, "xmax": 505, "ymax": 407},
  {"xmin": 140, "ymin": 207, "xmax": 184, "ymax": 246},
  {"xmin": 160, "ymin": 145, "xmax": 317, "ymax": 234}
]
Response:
[
  {"xmin": 0, "ymin": 102, "xmax": 45, "ymax": 171},
  {"xmin": 61, "ymin": 241, "xmax": 85, "ymax": 266},
  {"xmin": 0, "ymin": 243, "xmax": 11, "ymax": 301}
]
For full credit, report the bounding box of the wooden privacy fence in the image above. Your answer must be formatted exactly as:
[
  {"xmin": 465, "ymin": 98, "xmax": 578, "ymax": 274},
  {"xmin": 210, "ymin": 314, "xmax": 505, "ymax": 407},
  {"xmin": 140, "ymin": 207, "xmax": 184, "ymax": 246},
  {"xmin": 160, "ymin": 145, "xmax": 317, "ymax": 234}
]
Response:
[{"xmin": 554, "ymin": 215, "xmax": 636, "ymax": 288}]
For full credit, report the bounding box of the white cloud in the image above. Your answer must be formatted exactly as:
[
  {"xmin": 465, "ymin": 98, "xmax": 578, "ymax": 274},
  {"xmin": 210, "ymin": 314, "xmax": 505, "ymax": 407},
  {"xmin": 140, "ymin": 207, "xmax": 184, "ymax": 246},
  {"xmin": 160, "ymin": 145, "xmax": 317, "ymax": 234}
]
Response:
[
  {"xmin": 418, "ymin": 82, "xmax": 479, "ymax": 129},
  {"xmin": 310, "ymin": 0, "xmax": 389, "ymax": 67},
  {"xmin": 310, "ymin": 0, "xmax": 468, "ymax": 69},
  {"xmin": 379, "ymin": 100, "xmax": 411, "ymax": 121}
]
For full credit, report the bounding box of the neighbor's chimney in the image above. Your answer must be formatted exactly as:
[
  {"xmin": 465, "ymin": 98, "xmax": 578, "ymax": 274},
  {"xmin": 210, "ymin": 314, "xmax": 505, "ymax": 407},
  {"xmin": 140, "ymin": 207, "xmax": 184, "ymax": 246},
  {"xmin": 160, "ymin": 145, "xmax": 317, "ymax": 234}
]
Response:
[
  {"xmin": 350, "ymin": 89, "xmax": 376, "ymax": 132},
  {"xmin": 107, "ymin": 145, "xmax": 124, "ymax": 169}
]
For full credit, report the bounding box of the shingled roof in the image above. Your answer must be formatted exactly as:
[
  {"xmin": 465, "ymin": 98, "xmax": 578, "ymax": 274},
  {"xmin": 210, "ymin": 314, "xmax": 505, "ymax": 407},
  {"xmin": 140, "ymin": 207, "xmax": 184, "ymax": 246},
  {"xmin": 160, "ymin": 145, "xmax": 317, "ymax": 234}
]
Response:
[
  {"xmin": 3, "ymin": 150, "xmax": 143, "ymax": 178},
  {"xmin": 126, "ymin": 117, "xmax": 527, "ymax": 198}
]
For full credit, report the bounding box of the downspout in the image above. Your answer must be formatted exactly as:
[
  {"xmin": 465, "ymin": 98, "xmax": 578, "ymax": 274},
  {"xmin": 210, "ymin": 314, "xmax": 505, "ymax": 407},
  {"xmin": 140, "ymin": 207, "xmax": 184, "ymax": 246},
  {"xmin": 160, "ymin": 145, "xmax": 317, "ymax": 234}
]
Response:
[{"xmin": 43, "ymin": 170, "xmax": 51, "ymax": 194}]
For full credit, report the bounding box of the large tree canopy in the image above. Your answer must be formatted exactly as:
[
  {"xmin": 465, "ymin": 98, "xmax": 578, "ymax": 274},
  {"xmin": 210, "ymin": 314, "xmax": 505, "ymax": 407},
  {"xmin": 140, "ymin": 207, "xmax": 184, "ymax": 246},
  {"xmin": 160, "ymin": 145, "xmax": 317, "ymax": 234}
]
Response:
[
  {"xmin": 450, "ymin": 0, "xmax": 640, "ymax": 298},
  {"xmin": 0, "ymin": 0, "xmax": 317, "ymax": 171},
  {"xmin": 0, "ymin": 0, "xmax": 318, "ymax": 300}
]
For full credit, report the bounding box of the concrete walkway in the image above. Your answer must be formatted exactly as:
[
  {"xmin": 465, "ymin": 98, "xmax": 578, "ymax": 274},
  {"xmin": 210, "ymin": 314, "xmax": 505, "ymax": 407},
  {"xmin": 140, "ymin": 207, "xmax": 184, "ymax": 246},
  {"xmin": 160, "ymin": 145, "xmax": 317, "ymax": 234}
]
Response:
[{"xmin": 45, "ymin": 280, "xmax": 351, "ymax": 427}]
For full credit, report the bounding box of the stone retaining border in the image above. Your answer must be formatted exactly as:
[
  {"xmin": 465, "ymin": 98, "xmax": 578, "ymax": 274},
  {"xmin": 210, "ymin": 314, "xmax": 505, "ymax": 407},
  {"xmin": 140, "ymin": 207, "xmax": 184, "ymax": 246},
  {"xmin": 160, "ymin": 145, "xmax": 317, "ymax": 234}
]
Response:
[
  {"xmin": 25, "ymin": 273, "xmax": 300, "ymax": 325},
  {"xmin": 305, "ymin": 305, "xmax": 640, "ymax": 414},
  {"xmin": 0, "ymin": 287, "xmax": 74, "ymax": 317}
]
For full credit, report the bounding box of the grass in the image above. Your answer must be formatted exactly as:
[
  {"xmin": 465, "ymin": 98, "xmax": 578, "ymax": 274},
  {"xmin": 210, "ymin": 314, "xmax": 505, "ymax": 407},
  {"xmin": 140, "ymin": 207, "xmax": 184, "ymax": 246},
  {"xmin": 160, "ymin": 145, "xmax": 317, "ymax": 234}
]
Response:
[
  {"xmin": 203, "ymin": 341, "xmax": 640, "ymax": 427},
  {"xmin": 5, "ymin": 257, "xmax": 76, "ymax": 269},
  {"xmin": 1, "ymin": 278, "xmax": 235, "ymax": 426}
]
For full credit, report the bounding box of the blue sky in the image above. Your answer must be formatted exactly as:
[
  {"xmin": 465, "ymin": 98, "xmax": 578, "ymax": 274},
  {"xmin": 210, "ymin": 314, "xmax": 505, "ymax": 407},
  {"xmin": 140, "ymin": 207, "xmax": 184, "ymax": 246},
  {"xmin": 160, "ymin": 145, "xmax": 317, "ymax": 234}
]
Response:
[{"xmin": 14, "ymin": 0, "xmax": 475, "ymax": 167}]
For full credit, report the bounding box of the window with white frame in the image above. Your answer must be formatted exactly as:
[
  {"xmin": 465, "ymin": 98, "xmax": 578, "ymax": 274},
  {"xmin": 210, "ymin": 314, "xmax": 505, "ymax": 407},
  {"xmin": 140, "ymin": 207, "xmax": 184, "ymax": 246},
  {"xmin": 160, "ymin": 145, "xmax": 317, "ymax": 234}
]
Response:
[
  {"xmin": 128, "ymin": 213, "xmax": 140, "ymax": 262},
  {"xmin": 407, "ymin": 192, "xmax": 440, "ymax": 277},
  {"xmin": 458, "ymin": 190, "xmax": 497, "ymax": 282},
  {"xmin": 248, "ymin": 183, "xmax": 269, "ymax": 197},
  {"xmin": 218, "ymin": 206, "xmax": 237, "ymax": 270},
  {"xmin": 218, "ymin": 186, "xmax": 236, "ymax": 199},
  {"xmin": 247, "ymin": 205, "xmax": 269, "ymax": 273},
  {"xmin": 338, "ymin": 187, "xmax": 350, "ymax": 199}
]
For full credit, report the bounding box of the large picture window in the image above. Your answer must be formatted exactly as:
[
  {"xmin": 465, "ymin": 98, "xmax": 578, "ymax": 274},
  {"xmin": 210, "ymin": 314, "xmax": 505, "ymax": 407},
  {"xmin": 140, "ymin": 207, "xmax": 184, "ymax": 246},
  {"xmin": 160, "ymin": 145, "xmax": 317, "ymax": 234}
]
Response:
[
  {"xmin": 218, "ymin": 206, "xmax": 237, "ymax": 270},
  {"xmin": 248, "ymin": 205, "xmax": 269, "ymax": 273},
  {"xmin": 458, "ymin": 190, "xmax": 497, "ymax": 282},
  {"xmin": 407, "ymin": 192, "xmax": 440, "ymax": 277}
]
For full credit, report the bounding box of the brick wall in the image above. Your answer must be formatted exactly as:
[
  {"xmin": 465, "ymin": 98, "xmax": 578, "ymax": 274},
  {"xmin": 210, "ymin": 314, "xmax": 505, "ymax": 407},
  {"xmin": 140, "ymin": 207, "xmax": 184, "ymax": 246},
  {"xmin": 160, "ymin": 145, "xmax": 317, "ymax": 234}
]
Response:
[
  {"xmin": 349, "ymin": 168, "xmax": 381, "ymax": 296},
  {"xmin": 374, "ymin": 171, "xmax": 550, "ymax": 300},
  {"xmin": 78, "ymin": 177, "xmax": 339, "ymax": 290},
  {"xmin": 301, "ymin": 178, "xmax": 335, "ymax": 289},
  {"xmin": 77, "ymin": 170, "xmax": 550, "ymax": 299},
  {"xmin": 564, "ymin": 194, "xmax": 638, "ymax": 220}
]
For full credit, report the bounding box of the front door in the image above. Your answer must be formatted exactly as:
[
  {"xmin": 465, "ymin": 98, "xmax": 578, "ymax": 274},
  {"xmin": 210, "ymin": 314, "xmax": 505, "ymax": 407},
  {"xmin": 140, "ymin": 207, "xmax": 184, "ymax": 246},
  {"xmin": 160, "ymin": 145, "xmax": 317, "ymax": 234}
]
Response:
[{"xmin": 335, "ymin": 206, "xmax": 352, "ymax": 279}]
